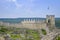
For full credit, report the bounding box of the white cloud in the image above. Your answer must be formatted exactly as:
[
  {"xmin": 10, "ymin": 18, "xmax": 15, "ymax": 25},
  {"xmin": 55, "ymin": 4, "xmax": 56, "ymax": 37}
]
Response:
[
  {"xmin": 6, "ymin": 0, "xmax": 23, "ymax": 9},
  {"xmin": 5, "ymin": 0, "xmax": 35, "ymax": 10},
  {"xmin": 6, "ymin": 0, "xmax": 16, "ymax": 2},
  {"xmin": 15, "ymin": 2, "xmax": 23, "ymax": 8},
  {"xmin": 27, "ymin": 0, "xmax": 35, "ymax": 2},
  {"xmin": 12, "ymin": 0, "xmax": 16, "ymax": 2}
]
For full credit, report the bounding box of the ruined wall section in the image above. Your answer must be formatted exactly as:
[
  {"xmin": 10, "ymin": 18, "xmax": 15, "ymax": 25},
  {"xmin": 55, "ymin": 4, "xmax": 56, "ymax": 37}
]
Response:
[
  {"xmin": 0, "ymin": 19, "xmax": 47, "ymax": 30},
  {"xmin": 0, "ymin": 21, "xmax": 23, "ymax": 28},
  {"xmin": 21, "ymin": 19, "xmax": 47, "ymax": 29}
]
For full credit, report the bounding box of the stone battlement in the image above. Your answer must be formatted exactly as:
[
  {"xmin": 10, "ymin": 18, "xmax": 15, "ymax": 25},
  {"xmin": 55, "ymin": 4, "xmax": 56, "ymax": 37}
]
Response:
[{"xmin": 0, "ymin": 15, "xmax": 55, "ymax": 30}]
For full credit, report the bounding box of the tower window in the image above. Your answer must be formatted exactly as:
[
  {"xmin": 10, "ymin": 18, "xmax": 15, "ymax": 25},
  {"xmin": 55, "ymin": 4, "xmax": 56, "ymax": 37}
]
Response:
[{"xmin": 48, "ymin": 19, "xmax": 50, "ymax": 23}]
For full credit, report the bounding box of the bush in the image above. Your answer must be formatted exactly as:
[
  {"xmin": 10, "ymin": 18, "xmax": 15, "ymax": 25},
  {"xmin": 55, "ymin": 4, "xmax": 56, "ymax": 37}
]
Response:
[{"xmin": 41, "ymin": 29, "xmax": 47, "ymax": 35}]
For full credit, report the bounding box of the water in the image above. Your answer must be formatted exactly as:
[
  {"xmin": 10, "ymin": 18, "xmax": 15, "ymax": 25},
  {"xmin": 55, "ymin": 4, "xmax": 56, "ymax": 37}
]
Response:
[
  {"xmin": 55, "ymin": 18, "xmax": 60, "ymax": 28},
  {"xmin": 0, "ymin": 18, "xmax": 45, "ymax": 23}
]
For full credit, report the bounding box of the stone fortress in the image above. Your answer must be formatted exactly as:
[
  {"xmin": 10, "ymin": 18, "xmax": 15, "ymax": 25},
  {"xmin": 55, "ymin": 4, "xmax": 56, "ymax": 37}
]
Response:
[
  {"xmin": 0, "ymin": 15, "xmax": 56, "ymax": 34},
  {"xmin": 0, "ymin": 15, "xmax": 60, "ymax": 40},
  {"xmin": 0, "ymin": 15, "xmax": 55, "ymax": 30}
]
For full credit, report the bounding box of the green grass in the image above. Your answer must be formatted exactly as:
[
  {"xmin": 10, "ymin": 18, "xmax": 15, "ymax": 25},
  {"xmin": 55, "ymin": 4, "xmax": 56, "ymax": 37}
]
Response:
[
  {"xmin": 41, "ymin": 29, "xmax": 47, "ymax": 35},
  {"xmin": 0, "ymin": 26, "xmax": 40, "ymax": 40},
  {"xmin": 10, "ymin": 34, "xmax": 21, "ymax": 39},
  {"xmin": 26, "ymin": 29, "xmax": 40, "ymax": 40},
  {"xmin": 0, "ymin": 27, "xmax": 8, "ymax": 33},
  {"xmin": 11, "ymin": 34, "xmax": 20, "ymax": 38},
  {"xmin": 56, "ymin": 35, "xmax": 60, "ymax": 40}
]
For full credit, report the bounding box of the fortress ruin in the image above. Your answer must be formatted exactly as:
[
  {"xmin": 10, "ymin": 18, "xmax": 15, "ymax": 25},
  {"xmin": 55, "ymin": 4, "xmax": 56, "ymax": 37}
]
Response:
[
  {"xmin": 0, "ymin": 15, "xmax": 55, "ymax": 31},
  {"xmin": 1, "ymin": 15, "xmax": 60, "ymax": 40}
]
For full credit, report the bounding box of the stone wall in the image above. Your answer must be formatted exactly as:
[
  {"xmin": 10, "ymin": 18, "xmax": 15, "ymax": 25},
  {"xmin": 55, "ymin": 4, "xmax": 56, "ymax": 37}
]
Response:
[
  {"xmin": 0, "ymin": 15, "xmax": 55, "ymax": 30},
  {"xmin": 0, "ymin": 19, "xmax": 47, "ymax": 30},
  {"xmin": 21, "ymin": 19, "xmax": 47, "ymax": 29}
]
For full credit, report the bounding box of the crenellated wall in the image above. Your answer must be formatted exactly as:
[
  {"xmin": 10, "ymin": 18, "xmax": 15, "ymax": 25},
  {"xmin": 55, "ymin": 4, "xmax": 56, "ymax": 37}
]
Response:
[
  {"xmin": 0, "ymin": 19, "xmax": 47, "ymax": 29},
  {"xmin": 21, "ymin": 18, "xmax": 47, "ymax": 29},
  {"xmin": 0, "ymin": 15, "xmax": 55, "ymax": 31}
]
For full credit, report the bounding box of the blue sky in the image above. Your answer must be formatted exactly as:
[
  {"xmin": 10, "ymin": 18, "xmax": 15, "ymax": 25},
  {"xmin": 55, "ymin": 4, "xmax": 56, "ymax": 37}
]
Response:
[{"xmin": 0, "ymin": 0, "xmax": 60, "ymax": 18}]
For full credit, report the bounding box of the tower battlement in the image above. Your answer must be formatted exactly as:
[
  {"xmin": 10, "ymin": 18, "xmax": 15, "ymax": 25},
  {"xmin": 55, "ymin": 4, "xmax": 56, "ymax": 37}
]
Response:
[{"xmin": 46, "ymin": 15, "xmax": 55, "ymax": 26}]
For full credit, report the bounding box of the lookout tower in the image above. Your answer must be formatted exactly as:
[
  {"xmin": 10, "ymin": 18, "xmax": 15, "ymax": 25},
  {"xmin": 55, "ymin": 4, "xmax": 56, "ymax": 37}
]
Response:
[{"xmin": 46, "ymin": 15, "xmax": 55, "ymax": 30}]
